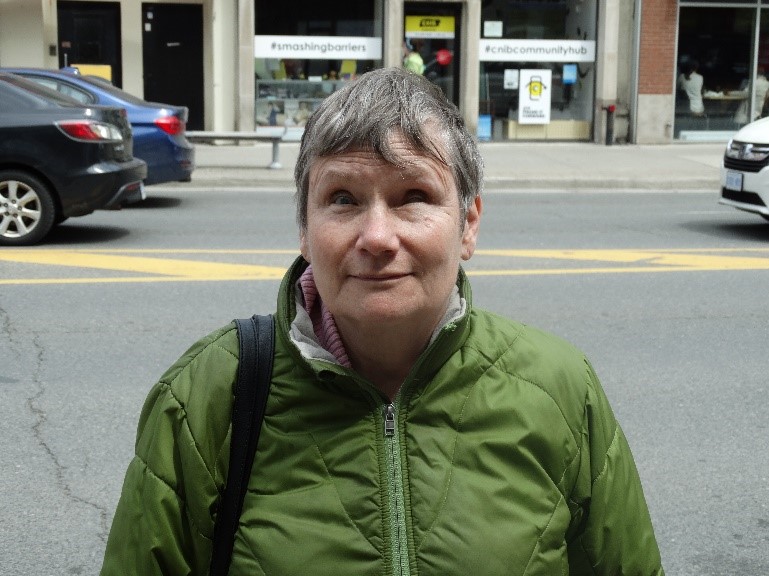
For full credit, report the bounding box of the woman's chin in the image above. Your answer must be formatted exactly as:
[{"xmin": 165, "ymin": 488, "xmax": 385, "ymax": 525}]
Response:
[{"xmin": 340, "ymin": 301, "xmax": 421, "ymax": 329}]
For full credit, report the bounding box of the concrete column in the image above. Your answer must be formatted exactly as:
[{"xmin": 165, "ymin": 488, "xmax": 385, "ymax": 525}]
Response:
[
  {"xmin": 121, "ymin": 4, "xmax": 143, "ymax": 95},
  {"xmin": 384, "ymin": 0, "xmax": 404, "ymax": 68},
  {"xmin": 237, "ymin": 0, "xmax": 255, "ymax": 130},
  {"xmin": 42, "ymin": 0, "xmax": 58, "ymax": 68},
  {"xmin": 461, "ymin": 0, "xmax": 481, "ymax": 135},
  {"xmin": 594, "ymin": 0, "xmax": 620, "ymax": 143},
  {"xmin": 211, "ymin": 0, "xmax": 236, "ymax": 131}
]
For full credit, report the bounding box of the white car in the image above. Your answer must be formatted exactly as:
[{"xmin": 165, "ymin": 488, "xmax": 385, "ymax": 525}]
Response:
[{"xmin": 720, "ymin": 116, "xmax": 769, "ymax": 221}]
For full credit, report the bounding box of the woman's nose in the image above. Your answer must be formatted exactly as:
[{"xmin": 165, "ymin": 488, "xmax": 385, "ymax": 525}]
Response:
[{"xmin": 356, "ymin": 205, "xmax": 399, "ymax": 254}]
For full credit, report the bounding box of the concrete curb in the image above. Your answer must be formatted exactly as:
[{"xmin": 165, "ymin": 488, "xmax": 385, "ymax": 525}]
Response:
[
  {"xmin": 185, "ymin": 141, "xmax": 726, "ymax": 192},
  {"xmin": 184, "ymin": 169, "xmax": 719, "ymax": 192}
]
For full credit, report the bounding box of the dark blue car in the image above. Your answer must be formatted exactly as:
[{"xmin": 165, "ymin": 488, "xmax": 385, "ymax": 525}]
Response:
[
  {"xmin": 0, "ymin": 72, "xmax": 147, "ymax": 245},
  {"xmin": 3, "ymin": 68, "xmax": 195, "ymax": 187}
]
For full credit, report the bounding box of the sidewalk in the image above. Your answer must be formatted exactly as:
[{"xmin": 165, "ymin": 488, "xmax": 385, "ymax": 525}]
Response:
[{"xmin": 189, "ymin": 140, "xmax": 727, "ymax": 192}]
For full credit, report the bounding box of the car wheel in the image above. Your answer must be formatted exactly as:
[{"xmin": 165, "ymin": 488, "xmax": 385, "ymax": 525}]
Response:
[{"xmin": 0, "ymin": 170, "xmax": 56, "ymax": 246}]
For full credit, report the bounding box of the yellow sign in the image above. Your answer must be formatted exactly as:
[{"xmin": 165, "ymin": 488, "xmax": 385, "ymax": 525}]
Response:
[
  {"xmin": 72, "ymin": 64, "xmax": 112, "ymax": 82},
  {"xmin": 405, "ymin": 15, "xmax": 455, "ymax": 39},
  {"xmin": 527, "ymin": 77, "xmax": 544, "ymax": 99}
]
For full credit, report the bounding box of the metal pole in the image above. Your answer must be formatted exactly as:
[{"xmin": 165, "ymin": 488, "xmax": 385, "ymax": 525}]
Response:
[
  {"xmin": 269, "ymin": 140, "xmax": 282, "ymax": 170},
  {"xmin": 605, "ymin": 104, "xmax": 616, "ymax": 145}
]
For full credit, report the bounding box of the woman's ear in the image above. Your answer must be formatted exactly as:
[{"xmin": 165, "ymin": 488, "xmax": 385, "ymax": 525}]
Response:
[{"xmin": 461, "ymin": 195, "xmax": 482, "ymax": 261}]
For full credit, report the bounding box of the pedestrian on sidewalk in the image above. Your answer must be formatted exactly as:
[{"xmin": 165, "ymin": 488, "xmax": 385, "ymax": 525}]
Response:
[{"xmin": 100, "ymin": 67, "xmax": 664, "ymax": 575}]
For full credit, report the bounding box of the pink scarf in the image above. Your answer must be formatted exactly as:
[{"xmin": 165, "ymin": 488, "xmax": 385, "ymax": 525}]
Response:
[{"xmin": 299, "ymin": 265, "xmax": 351, "ymax": 367}]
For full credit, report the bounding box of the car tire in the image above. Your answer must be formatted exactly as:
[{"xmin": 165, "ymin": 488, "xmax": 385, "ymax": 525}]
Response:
[{"xmin": 0, "ymin": 170, "xmax": 56, "ymax": 246}]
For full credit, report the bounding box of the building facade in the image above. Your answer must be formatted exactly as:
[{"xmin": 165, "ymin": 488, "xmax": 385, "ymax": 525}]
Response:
[{"xmin": 3, "ymin": 0, "xmax": 759, "ymax": 144}]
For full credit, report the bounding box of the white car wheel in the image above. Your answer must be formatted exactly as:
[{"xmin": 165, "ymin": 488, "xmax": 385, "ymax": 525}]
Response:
[{"xmin": 0, "ymin": 170, "xmax": 56, "ymax": 246}]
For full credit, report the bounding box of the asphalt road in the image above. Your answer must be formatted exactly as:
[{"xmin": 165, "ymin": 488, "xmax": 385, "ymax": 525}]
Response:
[{"xmin": 2, "ymin": 186, "xmax": 768, "ymax": 574}]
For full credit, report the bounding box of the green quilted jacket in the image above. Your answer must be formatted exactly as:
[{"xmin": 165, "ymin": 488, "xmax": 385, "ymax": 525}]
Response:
[{"xmin": 101, "ymin": 257, "xmax": 664, "ymax": 575}]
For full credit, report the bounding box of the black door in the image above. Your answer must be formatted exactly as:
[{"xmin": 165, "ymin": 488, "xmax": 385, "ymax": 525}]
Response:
[
  {"xmin": 57, "ymin": 1, "xmax": 122, "ymax": 87},
  {"xmin": 142, "ymin": 3, "xmax": 204, "ymax": 130},
  {"xmin": 404, "ymin": 2, "xmax": 462, "ymax": 106}
]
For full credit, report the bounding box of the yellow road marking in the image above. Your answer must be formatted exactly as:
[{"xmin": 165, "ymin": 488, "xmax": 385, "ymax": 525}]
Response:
[
  {"xmin": 1, "ymin": 276, "xmax": 278, "ymax": 285},
  {"xmin": 0, "ymin": 250, "xmax": 285, "ymax": 279},
  {"xmin": 51, "ymin": 249, "xmax": 299, "ymax": 254},
  {"xmin": 473, "ymin": 249, "xmax": 769, "ymax": 271},
  {"xmin": 2, "ymin": 248, "xmax": 769, "ymax": 285}
]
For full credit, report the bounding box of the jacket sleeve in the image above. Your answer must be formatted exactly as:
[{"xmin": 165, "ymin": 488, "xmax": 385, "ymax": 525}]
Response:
[
  {"xmin": 100, "ymin": 326, "xmax": 238, "ymax": 576},
  {"xmin": 566, "ymin": 361, "xmax": 665, "ymax": 576}
]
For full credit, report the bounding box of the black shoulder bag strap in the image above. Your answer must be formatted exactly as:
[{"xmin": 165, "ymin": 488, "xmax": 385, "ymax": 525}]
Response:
[{"xmin": 209, "ymin": 314, "xmax": 275, "ymax": 576}]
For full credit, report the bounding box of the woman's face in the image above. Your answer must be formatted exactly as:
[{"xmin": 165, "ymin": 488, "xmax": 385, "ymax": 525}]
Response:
[{"xmin": 300, "ymin": 133, "xmax": 481, "ymax": 336}]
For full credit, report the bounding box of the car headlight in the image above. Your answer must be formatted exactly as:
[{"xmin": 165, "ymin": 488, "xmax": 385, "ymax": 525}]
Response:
[
  {"xmin": 724, "ymin": 140, "xmax": 769, "ymax": 161},
  {"xmin": 742, "ymin": 145, "xmax": 769, "ymax": 161},
  {"xmin": 725, "ymin": 139, "xmax": 741, "ymax": 159}
]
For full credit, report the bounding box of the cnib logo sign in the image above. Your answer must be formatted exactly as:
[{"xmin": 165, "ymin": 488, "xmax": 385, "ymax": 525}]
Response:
[{"xmin": 419, "ymin": 18, "xmax": 441, "ymax": 28}]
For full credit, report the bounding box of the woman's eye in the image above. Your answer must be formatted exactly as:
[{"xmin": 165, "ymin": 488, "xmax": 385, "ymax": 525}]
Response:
[
  {"xmin": 404, "ymin": 190, "xmax": 428, "ymax": 203},
  {"xmin": 331, "ymin": 193, "xmax": 354, "ymax": 205}
]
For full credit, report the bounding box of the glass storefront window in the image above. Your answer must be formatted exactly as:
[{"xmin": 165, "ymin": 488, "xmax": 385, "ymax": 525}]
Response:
[
  {"xmin": 403, "ymin": 2, "xmax": 463, "ymax": 106},
  {"xmin": 675, "ymin": 6, "xmax": 755, "ymax": 139},
  {"xmin": 253, "ymin": 1, "xmax": 383, "ymax": 131},
  {"xmin": 478, "ymin": 0, "xmax": 597, "ymax": 141}
]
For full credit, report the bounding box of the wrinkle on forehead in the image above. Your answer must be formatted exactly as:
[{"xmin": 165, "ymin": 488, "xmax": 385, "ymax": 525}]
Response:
[
  {"xmin": 321, "ymin": 125, "xmax": 452, "ymax": 173},
  {"xmin": 308, "ymin": 145, "xmax": 455, "ymax": 194}
]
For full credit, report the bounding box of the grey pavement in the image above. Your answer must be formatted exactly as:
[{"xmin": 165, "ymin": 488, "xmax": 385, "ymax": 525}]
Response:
[{"xmin": 187, "ymin": 139, "xmax": 728, "ymax": 192}]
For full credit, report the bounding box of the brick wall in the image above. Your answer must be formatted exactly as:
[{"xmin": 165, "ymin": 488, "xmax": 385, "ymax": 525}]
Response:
[{"xmin": 639, "ymin": 0, "xmax": 677, "ymax": 95}]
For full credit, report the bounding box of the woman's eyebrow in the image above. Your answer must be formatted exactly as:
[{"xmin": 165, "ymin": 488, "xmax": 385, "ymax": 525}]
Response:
[{"xmin": 396, "ymin": 166, "xmax": 447, "ymax": 187}]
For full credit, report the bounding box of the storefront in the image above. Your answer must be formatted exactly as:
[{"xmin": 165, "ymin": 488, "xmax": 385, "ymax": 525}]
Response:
[
  {"xmin": 477, "ymin": 0, "xmax": 598, "ymax": 141},
  {"xmin": 676, "ymin": 0, "xmax": 769, "ymax": 141},
  {"xmin": 252, "ymin": 0, "xmax": 602, "ymax": 142},
  {"xmin": 252, "ymin": 1, "xmax": 383, "ymax": 136},
  {"xmin": 3, "ymin": 0, "xmax": 626, "ymax": 143}
]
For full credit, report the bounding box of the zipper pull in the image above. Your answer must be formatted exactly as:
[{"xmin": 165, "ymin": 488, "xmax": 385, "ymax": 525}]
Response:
[{"xmin": 384, "ymin": 404, "xmax": 395, "ymax": 436}]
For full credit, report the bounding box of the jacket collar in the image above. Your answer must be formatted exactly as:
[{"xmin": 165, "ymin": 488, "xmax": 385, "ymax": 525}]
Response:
[{"xmin": 277, "ymin": 256, "xmax": 473, "ymax": 393}]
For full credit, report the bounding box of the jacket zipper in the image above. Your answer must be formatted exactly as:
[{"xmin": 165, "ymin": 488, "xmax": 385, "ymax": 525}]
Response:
[{"xmin": 384, "ymin": 403, "xmax": 410, "ymax": 576}]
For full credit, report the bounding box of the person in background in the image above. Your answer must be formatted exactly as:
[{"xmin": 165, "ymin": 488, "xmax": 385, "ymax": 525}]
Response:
[
  {"xmin": 292, "ymin": 101, "xmax": 311, "ymax": 126},
  {"xmin": 751, "ymin": 66, "xmax": 769, "ymax": 121},
  {"xmin": 100, "ymin": 67, "xmax": 664, "ymax": 576},
  {"xmin": 745, "ymin": 64, "xmax": 769, "ymax": 122},
  {"xmin": 678, "ymin": 60, "xmax": 705, "ymax": 116},
  {"xmin": 402, "ymin": 38, "xmax": 425, "ymax": 75},
  {"xmin": 734, "ymin": 66, "xmax": 769, "ymax": 125}
]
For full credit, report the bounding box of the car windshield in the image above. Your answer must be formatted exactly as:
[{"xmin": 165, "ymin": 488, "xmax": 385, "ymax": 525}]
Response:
[{"xmin": 0, "ymin": 72, "xmax": 83, "ymax": 106}]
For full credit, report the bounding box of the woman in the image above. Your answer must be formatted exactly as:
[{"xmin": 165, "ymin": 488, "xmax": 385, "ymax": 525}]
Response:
[
  {"xmin": 101, "ymin": 67, "xmax": 664, "ymax": 575},
  {"xmin": 678, "ymin": 60, "xmax": 705, "ymax": 115}
]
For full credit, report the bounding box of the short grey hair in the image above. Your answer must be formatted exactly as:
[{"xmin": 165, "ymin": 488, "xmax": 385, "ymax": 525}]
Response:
[{"xmin": 293, "ymin": 67, "xmax": 484, "ymax": 229}]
